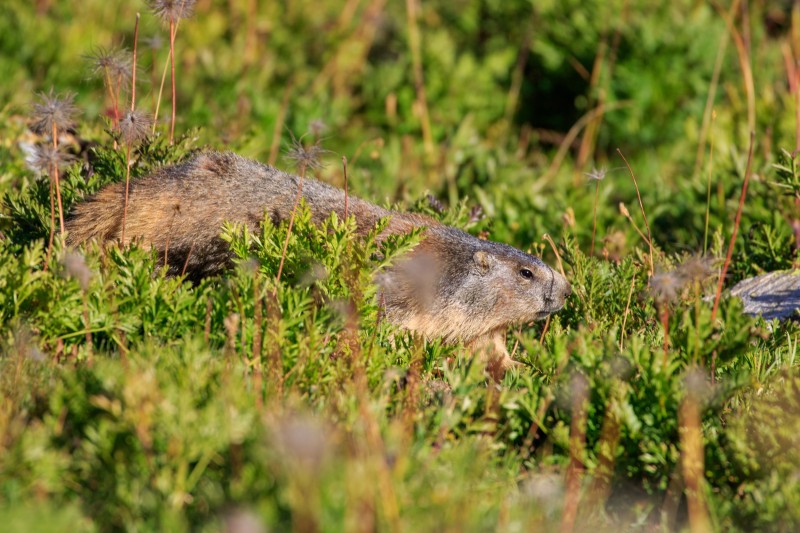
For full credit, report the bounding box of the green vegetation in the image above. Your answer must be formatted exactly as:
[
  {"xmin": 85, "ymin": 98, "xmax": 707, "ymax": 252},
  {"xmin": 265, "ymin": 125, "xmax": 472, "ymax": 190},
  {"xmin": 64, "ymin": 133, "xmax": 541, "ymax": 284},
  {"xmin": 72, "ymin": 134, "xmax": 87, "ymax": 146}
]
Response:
[{"xmin": 2, "ymin": 0, "xmax": 800, "ymax": 530}]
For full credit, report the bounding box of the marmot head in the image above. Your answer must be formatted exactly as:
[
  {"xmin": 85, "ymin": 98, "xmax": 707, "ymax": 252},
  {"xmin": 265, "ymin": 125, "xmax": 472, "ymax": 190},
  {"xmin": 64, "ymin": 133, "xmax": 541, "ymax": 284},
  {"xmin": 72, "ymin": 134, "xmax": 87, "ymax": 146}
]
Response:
[
  {"xmin": 463, "ymin": 241, "xmax": 571, "ymax": 331},
  {"xmin": 378, "ymin": 227, "xmax": 572, "ymax": 344}
]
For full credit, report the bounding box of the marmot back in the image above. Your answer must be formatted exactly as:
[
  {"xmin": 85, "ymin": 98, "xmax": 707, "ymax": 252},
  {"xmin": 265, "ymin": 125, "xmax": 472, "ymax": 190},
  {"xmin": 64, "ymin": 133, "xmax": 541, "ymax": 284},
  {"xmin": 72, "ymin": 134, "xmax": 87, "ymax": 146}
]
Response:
[{"xmin": 66, "ymin": 151, "xmax": 571, "ymax": 372}]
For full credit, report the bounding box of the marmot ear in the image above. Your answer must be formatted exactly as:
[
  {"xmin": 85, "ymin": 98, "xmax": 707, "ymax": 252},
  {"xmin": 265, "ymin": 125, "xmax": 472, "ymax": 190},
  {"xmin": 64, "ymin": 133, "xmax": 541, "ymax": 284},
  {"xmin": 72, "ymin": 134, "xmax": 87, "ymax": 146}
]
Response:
[{"xmin": 473, "ymin": 251, "xmax": 495, "ymax": 274}]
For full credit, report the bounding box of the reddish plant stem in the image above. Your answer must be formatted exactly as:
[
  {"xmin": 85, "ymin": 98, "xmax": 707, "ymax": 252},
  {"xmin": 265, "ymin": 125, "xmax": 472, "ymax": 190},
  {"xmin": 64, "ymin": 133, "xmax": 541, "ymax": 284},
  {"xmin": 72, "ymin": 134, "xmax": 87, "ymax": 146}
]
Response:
[
  {"xmin": 131, "ymin": 13, "xmax": 140, "ymax": 111},
  {"xmin": 711, "ymin": 132, "xmax": 755, "ymax": 322},
  {"xmin": 122, "ymin": 144, "xmax": 132, "ymax": 243},
  {"xmin": 710, "ymin": 131, "xmax": 755, "ymax": 382},
  {"xmin": 169, "ymin": 18, "xmax": 176, "ymax": 144},
  {"xmin": 52, "ymin": 121, "xmax": 65, "ymax": 235},
  {"xmin": 590, "ymin": 180, "xmax": 599, "ymax": 256},
  {"xmin": 45, "ymin": 173, "xmax": 56, "ymax": 271}
]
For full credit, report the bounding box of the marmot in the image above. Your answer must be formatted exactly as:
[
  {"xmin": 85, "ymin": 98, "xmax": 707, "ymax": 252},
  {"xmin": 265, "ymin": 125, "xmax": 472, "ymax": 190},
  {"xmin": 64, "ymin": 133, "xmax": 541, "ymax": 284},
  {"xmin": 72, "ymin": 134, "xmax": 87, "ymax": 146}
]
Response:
[{"xmin": 66, "ymin": 151, "xmax": 571, "ymax": 372}]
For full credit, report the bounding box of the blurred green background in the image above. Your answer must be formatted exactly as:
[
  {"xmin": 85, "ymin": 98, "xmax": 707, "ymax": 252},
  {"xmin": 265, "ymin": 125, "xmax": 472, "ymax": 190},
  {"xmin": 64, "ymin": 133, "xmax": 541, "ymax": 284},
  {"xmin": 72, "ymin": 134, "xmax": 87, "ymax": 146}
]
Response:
[{"xmin": 4, "ymin": 0, "xmax": 800, "ymax": 531}]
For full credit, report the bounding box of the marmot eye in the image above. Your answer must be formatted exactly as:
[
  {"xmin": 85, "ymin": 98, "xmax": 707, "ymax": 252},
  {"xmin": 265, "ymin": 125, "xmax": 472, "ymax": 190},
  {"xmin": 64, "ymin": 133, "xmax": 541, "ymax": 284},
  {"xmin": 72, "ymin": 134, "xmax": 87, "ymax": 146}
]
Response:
[{"xmin": 519, "ymin": 268, "xmax": 533, "ymax": 279}]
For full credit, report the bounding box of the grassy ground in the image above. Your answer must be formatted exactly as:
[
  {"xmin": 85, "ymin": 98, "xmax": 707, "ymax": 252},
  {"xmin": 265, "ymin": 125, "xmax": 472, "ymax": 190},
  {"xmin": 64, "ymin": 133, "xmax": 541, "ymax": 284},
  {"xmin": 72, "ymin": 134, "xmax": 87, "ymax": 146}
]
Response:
[{"xmin": 3, "ymin": 0, "xmax": 800, "ymax": 531}]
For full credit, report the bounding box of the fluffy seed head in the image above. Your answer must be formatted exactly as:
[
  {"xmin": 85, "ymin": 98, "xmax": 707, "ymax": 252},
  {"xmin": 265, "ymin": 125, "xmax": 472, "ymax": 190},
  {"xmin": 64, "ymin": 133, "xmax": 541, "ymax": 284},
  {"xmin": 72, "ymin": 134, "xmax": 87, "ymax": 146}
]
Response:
[
  {"xmin": 649, "ymin": 271, "xmax": 683, "ymax": 303},
  {"xmin": 284, "ymin": 135, "xmax": 327, "ymax": 173},
  {"xmin": 118, "ymin": 110, "xmax": 154, "ymax": 146},
  {"xmin": 84, "ymin": 46, "xmax": 133, "ymax": 82},
  {"xmin": 31, "ymin": 89, "xmax": 78, "ymax": 135},
  {"xmin": 147, "ymin": 0, "xmax": 197, "ymax": 22},
  {"xmin": 25, "ymin": 143, "xmax": 76, "ymax": 175},
  {"xmin": 585, "ymin": 167, "xmax": 608, "ymax": 181},
  {"xmin": 676, "ymin": 256, "xmax": 716, "ymax": 284}
]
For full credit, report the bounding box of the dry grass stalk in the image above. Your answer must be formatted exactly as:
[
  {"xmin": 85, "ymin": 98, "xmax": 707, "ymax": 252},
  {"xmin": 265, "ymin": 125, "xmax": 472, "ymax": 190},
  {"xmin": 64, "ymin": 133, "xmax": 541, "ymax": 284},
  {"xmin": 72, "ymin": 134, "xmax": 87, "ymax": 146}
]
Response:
[
  {"xmin": 617, "ymin": 148, "xmax": 654, "ymax": 275},
  {"xmin": 404, "ymin": 0, "xmax": 435, "ymax": 164},
  {"xmin": 541, "ymin": 101, "xmax": 630, "ymax": 184},
  {"xmin": 694, "ymin": 29, "xmax": 729, "ymax": 180},
  {"xmin": 703, "ymin": 111, "xmax": 717, "ymax": 255},
  {"xmin": 32, "ymin": 90, "xmax": 77, "ymax": 237},
  {"xmin": 268, "ymin": 84, "xmax": 293, "ymax": 166},
  {"xmin": 121, "ymin": 15, "xmax": 144, "ymax": 244},
  {"xmin": 168, "ymin": 18, "xmax": 177, "ymax": 143},
  {"xmin": 711, "ymin": 0, "xmax": 756, "ymax": 136},
  {"xmin": 619, "ymin": 202, "xmax": 649, "ymax": 246}
]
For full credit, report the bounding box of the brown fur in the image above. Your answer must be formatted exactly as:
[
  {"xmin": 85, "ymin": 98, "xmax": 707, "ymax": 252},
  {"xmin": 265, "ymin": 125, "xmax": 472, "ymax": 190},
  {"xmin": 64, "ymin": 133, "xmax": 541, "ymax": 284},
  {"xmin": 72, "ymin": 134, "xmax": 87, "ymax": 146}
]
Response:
[{"xmin": 66, "ymin": 151, "xmax": 571, "ymax": 372}]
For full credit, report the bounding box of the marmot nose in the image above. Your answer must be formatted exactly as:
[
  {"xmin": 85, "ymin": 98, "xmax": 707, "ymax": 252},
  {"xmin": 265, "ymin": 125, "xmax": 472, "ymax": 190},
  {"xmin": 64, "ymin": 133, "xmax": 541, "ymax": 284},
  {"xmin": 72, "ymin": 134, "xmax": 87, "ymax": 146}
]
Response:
[{"xmin": 563, "ymin": 282, "xmax": 572, "ymax": 298}]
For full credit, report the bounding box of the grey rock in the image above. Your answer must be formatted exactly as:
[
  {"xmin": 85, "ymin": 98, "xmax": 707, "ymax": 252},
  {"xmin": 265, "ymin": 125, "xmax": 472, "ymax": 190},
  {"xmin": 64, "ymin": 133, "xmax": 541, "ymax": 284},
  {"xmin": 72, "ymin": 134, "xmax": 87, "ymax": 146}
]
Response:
[{"xmin": 730, "ymin": 270, "xmax": 800, "ymax": 320}]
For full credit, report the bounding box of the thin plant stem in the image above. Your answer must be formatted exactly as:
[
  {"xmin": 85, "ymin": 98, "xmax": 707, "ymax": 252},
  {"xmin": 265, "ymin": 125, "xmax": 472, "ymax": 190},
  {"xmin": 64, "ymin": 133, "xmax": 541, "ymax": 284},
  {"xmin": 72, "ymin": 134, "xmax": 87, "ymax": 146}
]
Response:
[
  {"xmin": 541, "ymin": 101, "xmax": 630, "ymax": 184},
  {"xmin": 694, "ymin": 31, "xmax": 729, "ymax": 180},
  {"xmin": 703, "ymin": 111, "xmax": 717, "ymax": 255},
  {"xmin": 542, "ymin": 233, "xmax": 567, "ymax": 278},
  {"xmin": 405, "ymin": 0, "xmax": 434, "ymax": 163},
  {"xmin": 131, "ymin": 13, "xmax": 140, "ymax": 111},
  {"xmin": 796, "ymin": 46, "xmax": 800, "ymax": 155},
  {"xmin": 709, "ymin": 132, "xmax": 755, "ymax": 384},
  {"xmin": 104, "ymin": 67, "xmax": 119, "ymax": 127},
  {"xmin": 342, "ymin": 156, "xmax": 350, "ymax": 219},
  {"xmin": 52, "ymin": 121, "xmax": 65, "ymax": 235},
  {"xmin": 711, "ymin": 0, "xmax": 756, "ymax": 136},
  {"xmin": 181, "ymin": 242, "xmax": 195, "ymax": 277},
  {"xmin": 619, "ymin": 274, "xmax": 636, "ymax": 350},
  {"xmin": 575, "ymin": 41, "xmax": 607, "ymax": 179},
  {"xmin": 793, "ymin": 2, "xmax": 800, "ymax": 152},
  {"xmin": 153, "ymin": 19, "xmax": 182, "ymax": 134},
  {"xmin": 621, "ymin": 205, "xmax": 650, "ymax": 246},
  {"xmin": 122, "ymin": 14, "xmax": 140, "ymax": 247},
  {"xmin": 82, "ymin": 294, "xmax": 93, "ymax": 359},
  {"xmin": 711, "ymin": 132, "xmax": 755, "ymax": 324},
  {"xmin": 114, "ymin": 73, "xmax": 123, "ymax": 127},
  {"xmin": 276, "ymin": 164, "xmax": 307, "ymax": 284},
  {"xmin": 660, "ymin": 305, "xmax": 670, "ymax": 366},
  {"xmin": 252, "ymin": 271, "xmax": 263, "ymax": 373},
  {"xmin": 781, "ymin": 42, "xmax": 800, "ymax": 153},
  {"xmin": 504, "ymin": 22, "xmax": 532, "ymax": 127},
  {"xmin": 539, "ymin": 315, "xmax": 551, "ymax": 345},
  {"xmin": 590, "ymin": 180, "xmax": 599, "ymax": 256},
  {"xmin": 617, "ymin": 148, "xmax": 654, "ymax": 275},
  {"xmin": 169, "ymin": 18, "xmax": 176, "ymax": 144},
  {"xmin": 122, "ymin": 144, "xmax": 132, "ymax": 244},
  {"xmin": 153, "ymin": 47, "xmax": 170, "ymax": 133},
  {"xmin": 268, "ymin": 84, "xmax": 293, "ymax": 166},
  {"xmin": 45, "ymin": 171, "xmax": 56, "ymax": 271}
]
